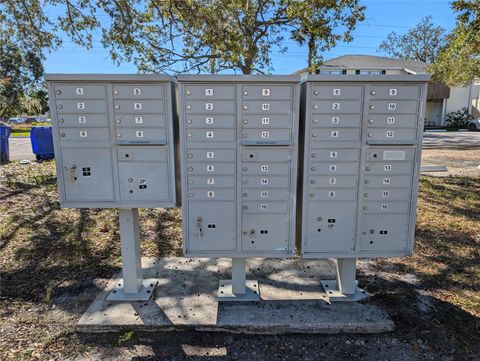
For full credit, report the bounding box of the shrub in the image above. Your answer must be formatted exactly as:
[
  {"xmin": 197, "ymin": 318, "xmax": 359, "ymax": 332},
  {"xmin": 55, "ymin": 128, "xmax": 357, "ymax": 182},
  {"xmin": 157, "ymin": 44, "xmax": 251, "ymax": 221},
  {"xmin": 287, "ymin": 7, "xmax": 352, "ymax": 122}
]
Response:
[{"xmin": 445, "ymin": 107, "xmax": 473, "ymax": 129}]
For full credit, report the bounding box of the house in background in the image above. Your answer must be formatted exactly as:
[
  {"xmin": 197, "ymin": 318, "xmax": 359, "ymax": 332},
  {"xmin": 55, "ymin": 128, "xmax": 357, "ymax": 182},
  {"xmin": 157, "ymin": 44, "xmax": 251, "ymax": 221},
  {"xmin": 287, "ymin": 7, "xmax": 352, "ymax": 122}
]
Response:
[{"xmin": 294, "ymin": 55, "xmax": 479, "ymax": 127}]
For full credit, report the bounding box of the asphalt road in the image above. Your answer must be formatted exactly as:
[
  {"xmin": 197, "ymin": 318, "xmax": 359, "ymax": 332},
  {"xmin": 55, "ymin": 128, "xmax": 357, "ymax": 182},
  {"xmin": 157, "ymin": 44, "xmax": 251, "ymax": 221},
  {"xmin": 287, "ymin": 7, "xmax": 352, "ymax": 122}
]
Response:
[{"xmin": 5, "ymin": 131, "xmax": 480, "ymax": 162}]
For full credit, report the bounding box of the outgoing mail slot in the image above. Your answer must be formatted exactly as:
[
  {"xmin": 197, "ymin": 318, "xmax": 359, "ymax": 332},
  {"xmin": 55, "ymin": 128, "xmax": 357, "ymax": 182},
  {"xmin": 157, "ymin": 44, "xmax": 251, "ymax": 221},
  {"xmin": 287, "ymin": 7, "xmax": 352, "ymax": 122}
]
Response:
[
  {"xmin": 242, "ymin": 188, "xmax": 289, "ymax": 201},
  {"xmin": 368, "ymin": 85, "xmax": 420, "ymax": 100},
  {"xmin": 185, "ymin": 128, "xmax": 235, "ymax": 143},
  {"xmin": 312, "ymin": 100, "xmax": 362, "ymax": 114},
  {"xmin": 241, "ymin": 214, "xmax": 289, "ymax": 252},
  {"xmin": 242, "ymin": 201, "xmax": 289, "ymax": 213},
  {"xmin": 241, "ymin": 175, "xmax": 290, "ymax": 188},
  {"xmin": 113, "ymin": 84, "xmax": 165, "ymax": 99},
  {"xmin": 309, "ymin": 175, "xmax": 358, "ymax": 188},
  {"xmin": 241, "ymin": 114, "xmax": 291, "ymax": 128},
  {"xmin": 59, "ymin": 127, "xmax": 110, "ymax": 144},
  {"xmin": 242, "ymin": 85, "xmax": 293, "ymax": 100},
  {"xmin": 56, "ymin": 99, "xmax": 107, "ymax": 113},
  {"xmin": 115, "ymin": 114, "xmax": 166, "ymax": 128},
  {"xmin": 241, "ymin": 100, "xmax": 292, "ymax": 114},
  {"xmin": 54, "ymin": 84, "xmax": 105, "ymax": 99},
  {"xmin": 363, "ymin": 175, "xmax": 412, "ymax": 188},
  {"xmin": 364, "ymin": 188, "xmax": 411, "ymax": 201},
  {"xmin": 310, "ymin": 188, "xmax": 357, "ymax": 201},
  {"xmin": 312, "ymin": 114, "xmax": 361, "ymax": 128},
  {"xmin": 311, "ymin": 128, "xmax": 360, "ymax": 141},
  {"xmin": 241, "ymin": 128, "xmax": 291, "ymax": 144},
  {"xmin": 242, "ymin": 148, "xmax": 291, "ymax": 162},
  {"xmin": 115, "ymin": 128, "xmax": 167, "ymax": 144},
  {"xmin": 309, "ymin": 162, "xmax": 358, "ymax": 175},
  {"xmin": 364, "ymin": 162, "xmax": 413, "ymax": 175},
  {"xmin": 242, "ymin": 163, "xmax": 290, "ymax": 176},
  {"xmin": 185, "ymin": 100, "xmax": 235, "ymax": 114},
  {"xmin": 188, "ymin": 189, "xmax": 235, "ymax": 201},
  {"xmin": 186, "ymin": 149, "xmax": 235, "ymax": 162},
  {"xmin": 312, "ymin": 85, "xmax": 362, "ymax": 100},
  {"xmin": 113, "ymin": 99, "xmax": 164, "ymax": 114},
  {"xmin": 188, "ymin": 175, "xmax": 235, "ymax": 188},
  {"xmin": 185, "ymin": 114, "xmax": 236, "ymax": 128},
  {"xmin": 184, "ymin": 85, "xmax": 236, "ymax": 99},
  {"xmin": 366, "ymin": 128, "xmax": 417, "ymax": 142},
  {"xmin": 366, "ymin": 148, "xmax": 416, "ymax": 162},
  {"xmin": 310, "ymin": 148, "xmax": 360, "ymax": 162},
  {"xmin": 368, "ymin": 100, "xmax": 418, "ymax": 114},
  {"xmin": 362, "ymin": 201, "xmax": 410, "ymax": 213},
  {"xmin": 57, "ymin": 113, "xmax": 108, "ymax": 128},
  {"xmin": 188, "ymin": 162, "xmax": 236, "ymax": 175},
  {"xmin": 117, "ymin": 146, "xmax": 168, "ymax": 162},
  {"xmin": 366, "ymin": 114, "xmax": 417, "ymax": 128},
  {"xmin": 118, "ymin": 162, "xmax": 170, "ymax": 201}
]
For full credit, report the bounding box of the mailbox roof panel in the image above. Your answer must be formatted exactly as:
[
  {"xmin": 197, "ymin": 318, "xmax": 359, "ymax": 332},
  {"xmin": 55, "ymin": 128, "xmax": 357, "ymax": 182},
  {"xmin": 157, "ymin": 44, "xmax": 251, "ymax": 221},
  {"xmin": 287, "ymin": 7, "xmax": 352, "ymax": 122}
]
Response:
[
  {"xmin": 45, "ymin": 73, "xmax": 174, "ymax": 82},
  {"xmin": 177, "ymin": 74, "xmax": 300, "ymax": 83},
  {"xmin": 304, "ymin": 74, "xmax": 431, "ymax": 83}
]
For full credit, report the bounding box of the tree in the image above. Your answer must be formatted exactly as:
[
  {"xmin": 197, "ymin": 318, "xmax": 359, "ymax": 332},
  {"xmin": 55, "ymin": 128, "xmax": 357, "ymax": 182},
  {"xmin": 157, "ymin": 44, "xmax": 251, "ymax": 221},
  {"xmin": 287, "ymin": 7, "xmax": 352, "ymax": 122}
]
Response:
[
  {"xmin": 286, "ymin": 0, "xmax": 366, "ymax": 73},
  {"xmin": 378, "ymin": 16, "xmax": 447, "ymax": 63},
  {"xmin": 429, "ymin": 0, "xmax": 480, "ymax": 86}
]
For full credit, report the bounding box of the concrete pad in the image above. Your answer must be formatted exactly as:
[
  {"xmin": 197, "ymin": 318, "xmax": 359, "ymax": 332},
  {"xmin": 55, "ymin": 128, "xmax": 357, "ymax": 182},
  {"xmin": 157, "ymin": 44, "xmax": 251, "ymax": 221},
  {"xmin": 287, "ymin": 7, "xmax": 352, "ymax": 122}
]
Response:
[{"xmin": 77, "ymin": 257, "xmax": 394, "ymax": 334}]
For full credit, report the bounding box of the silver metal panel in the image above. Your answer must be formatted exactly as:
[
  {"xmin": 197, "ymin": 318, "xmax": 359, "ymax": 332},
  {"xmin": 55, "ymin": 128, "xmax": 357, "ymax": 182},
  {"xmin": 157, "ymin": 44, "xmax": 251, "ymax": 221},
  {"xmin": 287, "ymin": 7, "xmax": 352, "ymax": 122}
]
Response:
[
  {"xmin": 115, "ymin": 114, "xmax": 166, "ymax": 128},
  {"xmin": 241, "ymin": 85, "xmax": 293, "ymax": 100},
  {"xmin": 368, "ymin": 85, "xmax": 420, "ymax": 100},
  {"xmin": 363, "ymin": 175, "xmax": 412, "ymax": 188},
  {"xmin": 118, "ymin": 161, "xmax": 170, "ymax": 201},
  {"xmin": 187, "ymin": 189, "xmax": 235, "ymax": 201},
  {"xmin": 60, "ymin": 148, "xmax": 115, "ymax": 201},
  {"xmin": 312, "ymin": 85, "xmax": 363, "ymax": 99},
  {"xmin": 241, "ymin": 128, "xmax": 291, "ymax": 144},
  {"xmin": 309, "ymin": 175, "xmax": 358, "ymax": 188},
  {"xmin": 242, "ymin": 188, "xmax": 289, "ymax": 201},
  {"xmin": 311, "ymin": 128, "xmax": 361, "ymax": 141},
  {"xmin": 187, "ymin": 162, "xmax": 236, "ymax": 175},
  {"xmin": 309, "ymin": 188, "xmax": 357, "ymax": 201},
  {"xmin": 186, "ymin": 149, "xmax": 235, "ymax": 162},
  {"xmin": 185, "ymin": 114, "xmax": 236, "ymax": 128},
  {"xmin": 57, "ymin": 113, "xmax": 109, "ymax": 128},
  {"xmin": 309, "ymin": 162, "xmax": 358, "ymax": 175},
  {"xmin": 312, "ymin": 114, "xmax": 362, "ymax": 128},
  {"xmin": 56, "ymin": 99, "xmax": 107, "ymax": 113},
  {"xmin": 362, "ymin": 201, "xmax": 410, "ymax": 213},
  {"xmin": 361, "ymin": 188, "xmax": 411, "ymax": 201},
  {"xmin": 185, "ymin": 128, "xmax": 235, "ymax": 143},
  {"xmin": 188, "ymin": 175, "xmax": 235, "ymax": 188},
  {"xmin": 368, "ymin": 100, "xmax": 418, "ymax": 114},
  {"xmin": 184, "ymin": 85, "xmax": 236, "ymax": 99},
  {"xmin": 59, "ymin": 127, "xmax": 110, "ymax": 144},
  {"xmin": 312, "ymin": 100, "xmax": 362, "ymax": 114},
  {"xmin": 113, "ymin": 99, "xmax": 164, "ymax": 114},
  {"xmin": 364, "ymin": 161, "xmax": 413, "ymax": 175},
  {"xmin": 241, "ymin": 175, "xmax": 290, "ymax": 188},
  {"xmin": 241, "ymin": 214, "xmax": 289, "ymax": 251},
  {"xmin": 366, "ymin": 114, "xmax": 417, "ymax": 128},
  {"xmin": 242, "ymin": 201, "xmax": 289, "ymax": 213},
  {"xmin": 185, "ymin": 100, "xmax": 236, "ymax": 114},
  {"xmin": 241, "ymin": 114, "xmax": 291, "ymax": 128},
  {"xmin": 115, "ymin": 128, "xmax": 166, "ymax": 143},
  {"xmin": 112, "ymin": 84, "xmax": 165, "ymax": 99},
  {"xmin": 360, "ymin": 214, "xmax": 409, "ymax": 252},
  {"xmin": 309, "ymin": 148, "xmax": 360, "ymax": 161},
  {"xmin": 241, "ymin": 100, "xmax": 292, "ymax": 114},
  {"xmin": 241, "ymin": 148, "xmax": 291, "ymax": 162},
  {"xmin": 54, "ymin": 84, "xmax": 106, "ymax": 99}
]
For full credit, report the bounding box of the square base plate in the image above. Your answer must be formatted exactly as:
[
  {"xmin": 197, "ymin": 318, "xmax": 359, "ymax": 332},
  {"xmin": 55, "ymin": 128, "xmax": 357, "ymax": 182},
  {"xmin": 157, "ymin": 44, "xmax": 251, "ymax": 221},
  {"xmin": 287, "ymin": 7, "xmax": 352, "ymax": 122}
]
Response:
[
  {"xmin": 321, "ymin": 280, "xmax": 369, "ymax": 302},
  {"xmin": 218, "ymin": 280, "xmax": 260, "ymax": 302},
  {"xmin": 106, "ymin": 278, "xmax": 158, "ymax": 302}
]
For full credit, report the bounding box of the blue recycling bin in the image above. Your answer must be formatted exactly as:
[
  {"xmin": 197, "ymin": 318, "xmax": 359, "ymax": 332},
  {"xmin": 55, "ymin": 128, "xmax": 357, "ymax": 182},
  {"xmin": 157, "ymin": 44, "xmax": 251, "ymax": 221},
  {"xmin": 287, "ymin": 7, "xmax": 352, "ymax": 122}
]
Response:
[
  {"xmin": 0, "ymin": 124, "xmax": 11, "ymax": 163},
  {"xmin": 30, "ymin": 126, "xmax": 54, "ymax": 160}
]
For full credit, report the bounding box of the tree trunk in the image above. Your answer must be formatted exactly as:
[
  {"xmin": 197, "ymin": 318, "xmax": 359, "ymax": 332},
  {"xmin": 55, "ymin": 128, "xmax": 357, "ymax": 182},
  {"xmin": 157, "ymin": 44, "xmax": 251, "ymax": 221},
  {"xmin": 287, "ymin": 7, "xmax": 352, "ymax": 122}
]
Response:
[{"xmin": 308, "ymin": 36, "xmax": 315, "ymax": 74}]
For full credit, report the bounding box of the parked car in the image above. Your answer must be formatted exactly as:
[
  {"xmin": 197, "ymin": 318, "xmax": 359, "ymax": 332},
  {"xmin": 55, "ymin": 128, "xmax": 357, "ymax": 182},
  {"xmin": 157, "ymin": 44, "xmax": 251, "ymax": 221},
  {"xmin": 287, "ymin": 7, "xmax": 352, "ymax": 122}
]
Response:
[
  {"xmin": 8, "ymin": 117, "xmax": 26, "ymax": 124},
  {"xmin": 468, "ymin": 118, "xmax": 480, "ymax": 131}
]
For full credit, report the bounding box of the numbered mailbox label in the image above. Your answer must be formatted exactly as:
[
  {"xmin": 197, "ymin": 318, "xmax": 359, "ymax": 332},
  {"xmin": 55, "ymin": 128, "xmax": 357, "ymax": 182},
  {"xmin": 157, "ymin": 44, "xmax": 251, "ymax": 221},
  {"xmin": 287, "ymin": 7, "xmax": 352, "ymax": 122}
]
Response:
[
  {"xmin": 75, "ymin": 87, "xmax": 84, "ymax": 95},
  {"xmin": 382, "ymin": 191, "xmax": 390, "ymax": 198},
  {"xmin": 387, "ymin": 116, "xmax": 395, "ymax": 124},
  {"xmin": 262, "ymin": 103, "xmax": 270, "ymax": 111},
  {"xmin": 332, "ymin": 103, "xmax": 340, "ymax": 110},
  {"xmin": 207, "ymin": 177, "xmax": 215, "ymax": 185},
  {"xmin": 333, "ymin": 88, "xmax": 341, "ymax": 96},
  {"xmin": 388, "ymin": 103, "xmax": 396, "ymax": 110},
  {"xmin": 260, "ymin": 165, "xmax": 269, "ymax": 172},
  {"xmin": 261, "ymin": 131, "xmax": 270, "ymax": 139},
  {"xmin": 261, "ymin": 191, "xmax": 269, "ymax": 198},
  {"xmin": 136, "ymin": 130, "xmax": 144, "ymax": 138},
  {"xmin": 331, "ymin": 130, "xmax": 339, "ymax": 138},
  {"xmin": 386, "ymin": 130, "xmax": 395, "ymax": 138},
  {"xmin": 135, "ymin": 116, "xmax": 143, "ymax": 124},
  {"xmin": 383, "ymin": 178, "xmax": 391, "ymax": 185},
  {"xmin": 329, "ymin": 177, "xmax": 336, "ymax": 185},
  {"xmin": 328, "ymin": 191, "xmax": 336, "ymax": 198},
  {"xmin": 206, "ymin": 117, "xmax": 214, "ymax": 125},
  {"xmin": 381, "ymin": 203, "xmax": 389, "ymax": 211},
  {"xmin": 262, "ymin": 88, "xmax": 270, "ymax": 96},
  {"xmin": 133, "ymin": 88, "xmax": 142, "ymax": 95},
  {"xmin": 261, "ymin": 117, "xmax": 270, "ymax": 125},
  {"xmin": 205, "ymin": 103, "xmax": 214, "ymax": 111},
  {"xmin": 207, "ymin": 191, "xmax": 215, "ymax": 198},
  {"xmin": 261, "ymin": 178, "xmax": 269, "ymax": 185},
  {"xmin": 80, "ymin": 130, "xmax": 88, "ymax": 137},
  {"xmin": 206, "ymin": 151, "xmax": 215, "ymax": 159},
  {"xmin": 330, "ymin": 151, "xmax": 338, "ymax": 159},
  {"xmin": 205, "ymin": 88, "xmax": 214, "ymax": 96},
  {"xmin": 207, "ymin": 165, "xmax": 215, "ymax": 172},
  {"xmin": 389, "ymin": 88, "xmax": 397, "ymax": 96},
  {"xmin": 384, "ymin": 164, "xmax": 392, "ymax": 172},
  {"xmin": 331, "ymin": 116, "xmax": 340, "ymax": 124},
  {"xmin": 78, "ymin": 116, "xmax": 86, "ymax": 124},
  {"xmin": 134, "ymin": 102, "xmax": 142, "ymax": 110},
  {"xmin": 260, "ymin": 204, "xmax": 269, "ymax": 211},
  {"xmin": 329, "ymin": 164, "xmax": 337, "ymax": 172},
  {"xmin": 77, "ymin": 102, "xmax": 85, "ymax": 110},
  {"xmin": 206, "ymin": 131, "xmax": 214, "ymax": 139}
]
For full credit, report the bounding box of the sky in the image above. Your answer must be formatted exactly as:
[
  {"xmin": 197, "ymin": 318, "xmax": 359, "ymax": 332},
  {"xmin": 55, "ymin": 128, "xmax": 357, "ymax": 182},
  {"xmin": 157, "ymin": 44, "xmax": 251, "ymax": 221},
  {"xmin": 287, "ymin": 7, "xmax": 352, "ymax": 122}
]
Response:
[{"xmin": 44, "ymin": 0, "xmax": 458, "ymax": 75}]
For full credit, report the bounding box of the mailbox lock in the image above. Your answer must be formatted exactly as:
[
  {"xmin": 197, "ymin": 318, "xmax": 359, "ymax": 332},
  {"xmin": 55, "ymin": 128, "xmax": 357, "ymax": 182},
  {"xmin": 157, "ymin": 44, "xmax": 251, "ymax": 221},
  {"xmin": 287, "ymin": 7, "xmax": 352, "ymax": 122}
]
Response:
[
  {"xmin": 369, "ymin": 105, "xmax": 375, "ymax": 110},
  {"xmin": 364, "ymin": 193, "xmax": 369, "ymax": 197},
  {"xmin": 250, "ymin": 229, "xmax": 255, "ymax": 234},
  {"xmin": 188, "ymin": 193, "xmax": 193, "ymax": 197},
  {"xmin": 243, "ymin": 120, "xmax": 248, "ymax": 124},
  {"xmin": 313, "ymin": 91, "xmax": 319, "ymax": 95},
  {"xmin": 368, "ymin": 119, "xmax": 374, "ymax": 124},
  {"xmin": 242, "ymin": 134, "xmax": 248, "ymax": 138},
  {"xmin": 128, "ymin": 178, "xmax": 133, "ymax": 183},
  {"xmin": 371, "ymin": 90, "xmax": 376, "ymax": 95},
  {"xmin": 309, "ymin": 193, "xmax": 315, "ymax": 198},
  {"xmin": 186, "ymin": 90, "xmax": 191, "ymax": 95},
  {"xmin": 311, "ymin": 167, "xmax": 316, "ymax": 171},
  {"xmin": 188, "ymin": 153, "xmax": 193, "ymax": 158},
  {"xmin": 116, "ymin": 119, "xmax": 121, "ymax": 124},
  {"xmin": 57, "ymin": 104, "xmax": 63, "ymax": 109},
  {"xmin": 313, "ymin": 119, "xmax": 318, "ymax": 124},
  {"xmin": 242, "ymin": 206, "xmax": 248, "ymax": 210},
  {"xmin": 311, "ymin": 153, "xmax": 316, "ymax": 158},
  {"xmin": 364, "ymin": 180, "xmax": 370, "ymax": 184},
  {"xmin": 365, "ymin": 166, "xmax": 371, "ymax": 171},
  {"xmin": 68, "ymin": 165, "xmax": 77, "ymax": 182},
  {"xmin": 317, "ymin": 217, "xmax": 322, "ymax": 222},
  {"xmin": 243, "ymin": 105, "xmax": 248, "ymax": 110},
  {"xmin": 60, "ymin": 132, "xmax": 66, "ymax": 137},
  {"xmin": 115, "ymin": 104, "xmax": 120, "ymax": 110},
  {"xmin": 188, "ymin": 167, "xmax": 193, "ymax": 172},
  {"xmin": 56, "ymin": 90, "xmax": 62, "ymax": 95},
  {"xmin": 313, "ymin": 105, "xmax": 318, "ymax": 110},
  {"xmin": 187, "ymin": 133, "xmax": 192, "ymax": 138},
  {"xmin": 243, "ymin": 91, "xmax": 248, "ymax": 95},
  {"xmin": 242, "ymin": 167, "xmax": 248, "ymax": 171},
  {"xmin": 363, "ymin": 206, "xmax": 368, "ymax": 210},
  {"xmin": 243, "ymin": 231, "xmax": 248, "ymax": 235},
  {"xmin": 310, "ymin": 180, "xmax": 315, "ymax": 184},
  {"xmin": 188, "ymin": 180, "xmax": 193, "ymax": 185},
  {"xmin": 114, "ymin": 90, "xmax": 119, "ymax": 95},
  {"xmin": 242, "ymin": 193, "xmax": 248, "ymax": 198},
  {"xmin": 370, "ymin": 229, "xmax": 375, "ymax": 234},
  {"xmin": 117, "ymin": 132, "xmax": 122, "ymax": 138},
  {"xmin": 312, "ymin": 133, "xmax": 317, "ymax": 137},
  {"xmin": 187, "ymin": 119, "xmax": 192, "ymax": 124},
  {"xmin": 59, "ymin": 118, "xmax": 64, "ymax": 123},
  {"xmin": 368, "ymin": 133, "xmax": 372, "ymax": 137},
  {"xmin": 242, "ymin": 180, "xmax": 248, "ymax": 185}
]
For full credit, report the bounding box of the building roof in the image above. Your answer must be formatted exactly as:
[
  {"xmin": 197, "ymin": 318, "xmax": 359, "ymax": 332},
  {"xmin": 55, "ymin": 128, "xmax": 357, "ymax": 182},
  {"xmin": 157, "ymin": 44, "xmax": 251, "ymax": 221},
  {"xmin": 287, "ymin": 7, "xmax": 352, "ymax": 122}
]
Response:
[{"xmin": 293, "ymin": 54, "xmax": 429, "ymax": 75}]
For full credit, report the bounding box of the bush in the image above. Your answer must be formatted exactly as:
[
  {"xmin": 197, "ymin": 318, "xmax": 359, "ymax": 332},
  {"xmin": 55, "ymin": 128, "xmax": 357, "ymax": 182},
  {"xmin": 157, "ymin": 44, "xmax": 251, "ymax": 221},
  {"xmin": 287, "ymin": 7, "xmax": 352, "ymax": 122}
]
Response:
[{"xmin": 445, "ymin": 107, "xmax": 473, "ymax": 129}]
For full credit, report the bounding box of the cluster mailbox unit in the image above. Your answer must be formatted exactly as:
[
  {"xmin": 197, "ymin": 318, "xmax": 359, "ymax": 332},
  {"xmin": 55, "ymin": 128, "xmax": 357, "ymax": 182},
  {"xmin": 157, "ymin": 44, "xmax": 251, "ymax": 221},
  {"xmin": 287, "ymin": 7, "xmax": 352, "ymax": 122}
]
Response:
[
  {"xmin": 177, "ymin": 75, "xmax": 300, "ymax": 300},
  {"xmin": 301, "ymin": 74, "xmax": 429, "ymax": 300},
  {"xmin": 47, "ymin": 72, "xmax": 429, "ymax": 303},
  {"xmin": 46, "ymin": 74, "xmax": 177, "ymax": 300}
]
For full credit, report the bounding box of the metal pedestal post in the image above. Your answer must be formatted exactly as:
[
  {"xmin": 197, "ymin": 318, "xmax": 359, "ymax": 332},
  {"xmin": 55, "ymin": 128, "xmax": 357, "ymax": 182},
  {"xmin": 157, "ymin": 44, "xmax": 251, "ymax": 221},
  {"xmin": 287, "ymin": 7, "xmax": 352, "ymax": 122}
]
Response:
[
  {"xmin": 218, "ymin": 258, "xmax": 260, "ymax": 301},
  {"xmin": 107, "ymin": 208, "xmax": 157, "ymax": 301},
  {"xmin": 321, "ymin": 258, "xmax": 368, "ymax": 302}
]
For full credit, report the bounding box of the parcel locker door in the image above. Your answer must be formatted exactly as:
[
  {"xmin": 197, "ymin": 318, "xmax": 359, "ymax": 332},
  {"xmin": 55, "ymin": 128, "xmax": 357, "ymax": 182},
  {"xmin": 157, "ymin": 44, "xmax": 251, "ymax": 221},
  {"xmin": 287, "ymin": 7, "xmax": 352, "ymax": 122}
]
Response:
[
  {"xmin": 305, "ymin": 202, "xmax": 356, "ymax": 253},
  {"xmin": 187, "ymin": 202, "xmax": 236, "ymax": 252},
  {"xmin": 360, "ymin": 214, "xmax": 409, "ymax": 252},
  {"xmin": 242, "ymin": 214, "xmax": 289, "ymax": 252},
  {"xmin": 61, "ymin": 148, "xmax": 114, "ymax": 201},
  {"xmin": 118, "ymin": 162, "xmax": 170, "ymax": 201}
]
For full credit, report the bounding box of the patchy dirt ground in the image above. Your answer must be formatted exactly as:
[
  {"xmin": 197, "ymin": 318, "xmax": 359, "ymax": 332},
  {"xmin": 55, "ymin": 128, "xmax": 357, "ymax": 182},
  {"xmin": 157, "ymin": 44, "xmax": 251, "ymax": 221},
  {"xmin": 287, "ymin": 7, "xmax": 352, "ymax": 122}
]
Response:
[
  {"xmin": 0, "ymin": 160, "xmax": 479, "ymax": 361},
  {"xmin": 422, "ymin": 149, "xmax": 480, "ymax": 177}
]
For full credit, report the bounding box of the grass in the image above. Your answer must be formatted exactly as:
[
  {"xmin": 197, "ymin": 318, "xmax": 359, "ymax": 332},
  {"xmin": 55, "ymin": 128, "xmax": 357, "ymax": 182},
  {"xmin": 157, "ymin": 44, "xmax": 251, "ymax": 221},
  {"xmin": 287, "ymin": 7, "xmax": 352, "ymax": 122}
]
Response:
[
  {"xmin": 6, "ymin": 123, "xmax": 51, "ymax": 138},
  {"xmin": 0, "ymin": 160, "xmax": 479, "ymax": 360}
]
